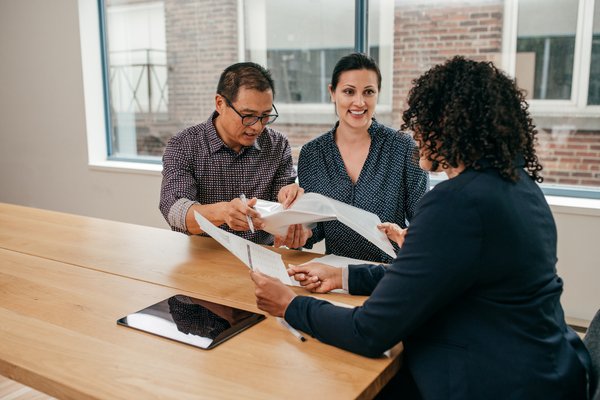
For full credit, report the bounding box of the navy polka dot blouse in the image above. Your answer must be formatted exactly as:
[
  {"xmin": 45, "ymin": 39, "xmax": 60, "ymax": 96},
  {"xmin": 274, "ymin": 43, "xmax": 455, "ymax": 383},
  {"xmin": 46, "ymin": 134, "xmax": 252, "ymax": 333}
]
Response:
[{"xmin": 298, "ymin": 119, "xmax": 429, "ymax": 263}]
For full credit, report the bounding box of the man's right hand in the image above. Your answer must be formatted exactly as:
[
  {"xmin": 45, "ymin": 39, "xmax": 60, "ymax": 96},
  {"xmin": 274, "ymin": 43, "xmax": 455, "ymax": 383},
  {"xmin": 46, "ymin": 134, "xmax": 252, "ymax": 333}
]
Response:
[
  {"xmin": 185, "ymin": 198, "xmax": 264, "ymax": 234},
  {"xmin": 222, "ymin": 197, "xmax": 264, "ymax": 232}
]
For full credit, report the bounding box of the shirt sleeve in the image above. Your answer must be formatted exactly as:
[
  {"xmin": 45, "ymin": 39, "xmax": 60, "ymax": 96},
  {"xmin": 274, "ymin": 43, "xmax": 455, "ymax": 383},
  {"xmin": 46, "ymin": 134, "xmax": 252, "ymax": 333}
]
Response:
[
  {"xmin": 159, "ymin": 134, "xmax": 199, "ymax": 233},
  {"xmin": 285, "ymin": 187, "xmax": 482, "ymax": 358}
]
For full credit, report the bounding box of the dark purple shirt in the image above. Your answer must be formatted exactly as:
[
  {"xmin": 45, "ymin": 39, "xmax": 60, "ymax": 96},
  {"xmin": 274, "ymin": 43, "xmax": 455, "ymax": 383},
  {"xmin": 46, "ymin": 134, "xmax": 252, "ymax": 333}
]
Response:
[{"xmin": 160, "ymin": 112, "xmax": 296, "ymax": 244}]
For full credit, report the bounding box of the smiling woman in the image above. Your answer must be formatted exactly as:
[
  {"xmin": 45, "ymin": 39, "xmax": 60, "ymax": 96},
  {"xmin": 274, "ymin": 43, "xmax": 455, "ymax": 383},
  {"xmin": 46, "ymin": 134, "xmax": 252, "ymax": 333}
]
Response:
[{"xmin": 297, "ymin": 53, "xmax": 429, "ymax": 263}]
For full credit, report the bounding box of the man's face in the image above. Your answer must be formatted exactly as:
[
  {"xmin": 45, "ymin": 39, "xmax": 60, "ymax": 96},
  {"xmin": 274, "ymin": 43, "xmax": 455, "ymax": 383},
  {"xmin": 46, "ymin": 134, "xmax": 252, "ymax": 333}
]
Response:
[{"xmin": 214, "ymin": 87, "xmax": 274, "ymax": 153}]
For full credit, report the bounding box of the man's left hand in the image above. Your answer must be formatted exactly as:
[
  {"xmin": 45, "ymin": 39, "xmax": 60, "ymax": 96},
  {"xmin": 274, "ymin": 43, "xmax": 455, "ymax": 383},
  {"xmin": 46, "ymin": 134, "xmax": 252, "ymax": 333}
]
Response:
[
  {"xmin": 277, "ymin": 183, "xmax": 304, "ymax": 209},
  {"xmin": 274, "ymin": 224, "xmax": 312, "ymax": 249}
]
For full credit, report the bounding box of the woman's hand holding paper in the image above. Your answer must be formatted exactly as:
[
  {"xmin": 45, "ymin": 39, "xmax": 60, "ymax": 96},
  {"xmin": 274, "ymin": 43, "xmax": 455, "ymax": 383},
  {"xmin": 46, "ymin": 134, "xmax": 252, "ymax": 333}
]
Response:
[{"xmin": 250, "ymin": 270, "xmax": 297, "ymax": 317}]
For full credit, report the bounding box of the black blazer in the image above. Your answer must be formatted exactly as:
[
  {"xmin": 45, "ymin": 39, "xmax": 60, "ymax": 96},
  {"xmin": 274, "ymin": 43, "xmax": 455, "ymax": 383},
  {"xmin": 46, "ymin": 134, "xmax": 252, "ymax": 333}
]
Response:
[{"xmin": 286, "ymin": 166, "xmax": 591, "ymax": 399}]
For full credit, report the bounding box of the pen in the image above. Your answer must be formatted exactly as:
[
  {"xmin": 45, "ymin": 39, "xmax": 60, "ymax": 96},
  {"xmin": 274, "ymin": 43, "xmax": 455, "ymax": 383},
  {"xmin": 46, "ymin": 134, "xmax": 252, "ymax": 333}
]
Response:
[
  {"xmin": 239, "ymin": 193, "xmax": 255, "ymax": 233},
  {"xmin": 277, "ymin": 317, "xmax": 306, "ymax": 342},
  {"xmin": 246, "ymin": 244, "xmax": 254, "ymax": 270}
]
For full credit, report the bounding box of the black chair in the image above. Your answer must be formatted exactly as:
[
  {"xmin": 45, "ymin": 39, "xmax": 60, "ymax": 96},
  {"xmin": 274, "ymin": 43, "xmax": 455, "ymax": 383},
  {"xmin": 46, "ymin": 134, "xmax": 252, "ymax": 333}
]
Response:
[{"xmin": 584, "ymin": 309, "xmax": 600, "ymax": 400}]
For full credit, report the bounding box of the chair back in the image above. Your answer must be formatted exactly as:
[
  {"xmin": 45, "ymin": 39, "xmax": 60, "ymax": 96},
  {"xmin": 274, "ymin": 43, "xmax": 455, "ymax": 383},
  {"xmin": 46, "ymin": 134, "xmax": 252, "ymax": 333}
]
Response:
[{"xmin": 584, "ymin": 309, "xmax": 600, "ymax": 400}]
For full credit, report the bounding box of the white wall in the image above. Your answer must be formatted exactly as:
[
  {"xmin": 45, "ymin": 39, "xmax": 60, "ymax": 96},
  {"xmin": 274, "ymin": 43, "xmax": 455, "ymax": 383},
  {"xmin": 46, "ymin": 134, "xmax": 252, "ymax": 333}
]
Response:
[
  {"xmin": 0, "ymin": 0, "xmax": 166, "ymax": 229},
  {"xmin": 0, "ymin": 0, "xmax": 598, "ymax": 321}
]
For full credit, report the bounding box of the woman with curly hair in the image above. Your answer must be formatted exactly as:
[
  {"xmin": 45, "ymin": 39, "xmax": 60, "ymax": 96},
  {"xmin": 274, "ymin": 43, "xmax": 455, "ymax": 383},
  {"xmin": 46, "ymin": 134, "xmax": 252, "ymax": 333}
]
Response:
[{"xmin": 250, "ymin": 56, "xmax": 591, "ymax": 399}]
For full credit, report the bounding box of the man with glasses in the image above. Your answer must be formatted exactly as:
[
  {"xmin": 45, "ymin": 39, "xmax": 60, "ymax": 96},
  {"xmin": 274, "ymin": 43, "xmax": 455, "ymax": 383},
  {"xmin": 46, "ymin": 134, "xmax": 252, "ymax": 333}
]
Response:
[{"xmin": 160, "ymin": 62, "xmax": 310, "ymax": 248}]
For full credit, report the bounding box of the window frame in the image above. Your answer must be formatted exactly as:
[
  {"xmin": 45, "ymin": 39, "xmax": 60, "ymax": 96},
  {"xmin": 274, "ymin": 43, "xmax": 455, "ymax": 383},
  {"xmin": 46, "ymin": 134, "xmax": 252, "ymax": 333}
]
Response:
[
  {"xmin": 504, "ymin": 0, "xmax": 600, "ymax": 115},
  {"xmin": 84, "ymin": 0, "xmax": 600, "ymax": 200},
  {"xmin": 238, "ymin": 0, "xmax": 395, "ymax": 125}
]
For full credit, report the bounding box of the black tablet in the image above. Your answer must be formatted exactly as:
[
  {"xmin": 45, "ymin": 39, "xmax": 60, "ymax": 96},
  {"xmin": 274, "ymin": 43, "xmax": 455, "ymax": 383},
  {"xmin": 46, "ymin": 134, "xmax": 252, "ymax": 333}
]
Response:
[{"xmin": 117, "ymin": 294, "xmax": 265, "ymax": 350}]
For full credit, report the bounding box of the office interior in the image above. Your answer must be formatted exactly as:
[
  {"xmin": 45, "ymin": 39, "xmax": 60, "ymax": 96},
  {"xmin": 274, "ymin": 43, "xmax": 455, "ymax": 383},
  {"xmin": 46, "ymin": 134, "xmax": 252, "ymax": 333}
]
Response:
[
  {"xmin": 0, "ymin": 0, "xmax": 599, "ymax": 397},
  {"xmin": 1, "ymin": 0, "xmax": 599, "ymax": 320}
]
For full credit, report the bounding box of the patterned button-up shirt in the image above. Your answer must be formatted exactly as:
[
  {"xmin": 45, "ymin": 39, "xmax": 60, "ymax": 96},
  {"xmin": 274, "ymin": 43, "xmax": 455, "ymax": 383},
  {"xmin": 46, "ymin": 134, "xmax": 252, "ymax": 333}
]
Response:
[
  {"xmin": 160, "ymin": 111, "xmax": 296, "ymax": 244},
  {"xmin": 298, "ymin": 119, "xmax": 429, "ymax": 262}
]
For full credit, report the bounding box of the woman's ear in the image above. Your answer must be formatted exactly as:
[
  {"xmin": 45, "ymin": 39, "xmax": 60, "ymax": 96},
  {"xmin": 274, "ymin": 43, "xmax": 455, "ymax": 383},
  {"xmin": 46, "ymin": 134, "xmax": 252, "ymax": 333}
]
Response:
[{"xmin": 328, "ymin": 84, "xmax": 335, "ymax": 103}]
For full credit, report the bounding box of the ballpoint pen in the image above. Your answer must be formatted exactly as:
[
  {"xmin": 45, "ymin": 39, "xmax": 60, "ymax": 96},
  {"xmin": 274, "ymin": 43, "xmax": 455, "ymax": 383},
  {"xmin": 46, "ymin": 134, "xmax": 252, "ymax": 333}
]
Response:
[
  {"xmin": 277, "ymin": 317, "xmax": 306, "ymax": 342},
  {"xmin": 239, "ymin": 193, "xmax": 255, "ymax": 233},
  {"xmin": 246, "ymin": 244, "xmax": 254, "ymax": 270}
]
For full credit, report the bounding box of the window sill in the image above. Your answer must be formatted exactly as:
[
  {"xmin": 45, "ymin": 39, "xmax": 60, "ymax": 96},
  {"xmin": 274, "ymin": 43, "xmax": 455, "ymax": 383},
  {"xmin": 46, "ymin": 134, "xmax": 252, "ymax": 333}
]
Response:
[
  {"xmin": 88, "ymin": 160, "xmax": 162, "ymax": 176},
  {"xmin": 90, "ymin": 161, "xmax": 600, "ymax": 217},
  {"xmin": 545, "ymin": 195, "xmax": 600, "ymax": 217}
]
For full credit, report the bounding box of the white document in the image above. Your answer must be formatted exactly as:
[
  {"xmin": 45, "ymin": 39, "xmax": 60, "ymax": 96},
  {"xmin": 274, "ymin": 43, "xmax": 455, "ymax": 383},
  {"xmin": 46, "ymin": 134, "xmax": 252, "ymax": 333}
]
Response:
[
  {"xmin": 254, "ymin": 193, "xmax": 397, "ymax": 259},
  {"xmin": 308, "ymin": 254, "xmax": 378, "ymax": 269},
  {"xmin": 193, "ymin": 211, "xmax": 297, "ymax": 286}
]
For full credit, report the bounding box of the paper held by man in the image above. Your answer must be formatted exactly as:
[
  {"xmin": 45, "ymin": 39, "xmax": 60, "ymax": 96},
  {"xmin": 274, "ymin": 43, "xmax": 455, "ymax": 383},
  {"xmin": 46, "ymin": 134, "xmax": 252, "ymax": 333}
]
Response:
[
  {"xmin": 193, "ymin": 193, "xmax": 396, "ymax": 286},
  {"xmin": 255, "ymin": 193, "xmax": 396, "ymax": 259},
  {"xmin": 194, "ymin": 211, "xmax": 297, "ymax": 286}
]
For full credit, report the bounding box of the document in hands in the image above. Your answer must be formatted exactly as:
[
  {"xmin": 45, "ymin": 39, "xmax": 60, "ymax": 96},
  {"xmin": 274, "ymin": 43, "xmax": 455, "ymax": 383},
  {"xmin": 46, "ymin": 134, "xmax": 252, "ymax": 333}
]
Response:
[
  {"xmin": 193, "ymin": 211, "xmax": 297, "ymax": 286},
  {"xmin": 254, "ymin": 193, "xmax": 397, "ymax": 259}
]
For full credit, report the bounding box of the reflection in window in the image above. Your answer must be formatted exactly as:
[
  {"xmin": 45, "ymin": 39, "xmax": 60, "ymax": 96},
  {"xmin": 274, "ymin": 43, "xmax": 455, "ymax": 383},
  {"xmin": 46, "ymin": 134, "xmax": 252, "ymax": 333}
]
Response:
[
  {"xmin": 243, "ymin": 0, "xmax": 355, "ymax": 105},
  {"xmin": 105, "ymin": 1, "xmax": 167, "ymax": 158},
  {"xmin": 515, "ymin": 0, "xmax": 578, "ymax": 100}
]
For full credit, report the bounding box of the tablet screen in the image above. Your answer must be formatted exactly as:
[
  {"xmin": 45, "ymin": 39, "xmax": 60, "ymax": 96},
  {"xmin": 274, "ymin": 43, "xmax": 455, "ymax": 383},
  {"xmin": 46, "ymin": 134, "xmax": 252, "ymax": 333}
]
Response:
[{"xmin": 117, "ymin": 294, "xmax": 265, "ymax": 350}]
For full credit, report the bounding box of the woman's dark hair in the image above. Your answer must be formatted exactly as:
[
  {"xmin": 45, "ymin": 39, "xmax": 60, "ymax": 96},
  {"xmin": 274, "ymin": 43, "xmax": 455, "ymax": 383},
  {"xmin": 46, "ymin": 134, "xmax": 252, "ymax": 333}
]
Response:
[
  {"xmin": 217, "ymin": 62, "xmax": 275, "ymax": 102},
  {"xmin": 331, "ymin": 52, "xmax": 382, "ymax": 91},
  {"xmin": 401, "ymin": 56, "xmax": 543, "ymax": 183}
]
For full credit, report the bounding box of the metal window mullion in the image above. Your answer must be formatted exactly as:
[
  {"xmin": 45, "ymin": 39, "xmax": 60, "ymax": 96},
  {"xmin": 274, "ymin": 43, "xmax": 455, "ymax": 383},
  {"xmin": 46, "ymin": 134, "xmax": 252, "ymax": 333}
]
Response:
[
  {"xmin": 355, "ymin": 0, "xmax": 368, "ymax": 54},
  {"xmin": 575, "ymin": 0, "xmax": 595, "ymax": 107},
  {"xmin": 98, "ymin": 0, "xmax": 114, "ymax": 156}
]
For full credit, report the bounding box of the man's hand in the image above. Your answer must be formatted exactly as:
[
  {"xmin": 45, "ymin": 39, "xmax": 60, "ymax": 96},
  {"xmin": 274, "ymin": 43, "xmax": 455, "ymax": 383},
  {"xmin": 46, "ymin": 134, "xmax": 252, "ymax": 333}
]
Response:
[
  {"xmin": 250, "ymin": 270, "xmax": 297, "ymax": 317},
  {"xmin": 274, "ymin": 224, "xmax": 312, "ymax": 249},
  {"xmin": 287, "ymin": 262, "xmax": 342, "ymax": 293},
  {"xmin": 223, "ymin": 197, "xmax": 264, "ymax": 231},
  {"xmin": 277, "ymin": 183, "xmax": 304, "ymax": 209}
]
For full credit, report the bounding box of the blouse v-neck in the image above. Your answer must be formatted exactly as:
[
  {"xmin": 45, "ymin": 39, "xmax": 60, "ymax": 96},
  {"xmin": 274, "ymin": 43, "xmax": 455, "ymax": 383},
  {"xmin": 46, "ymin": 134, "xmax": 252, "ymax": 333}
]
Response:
[{"xmin": 331, "ymin": 122, "xmax": 376, "ymax": 187}]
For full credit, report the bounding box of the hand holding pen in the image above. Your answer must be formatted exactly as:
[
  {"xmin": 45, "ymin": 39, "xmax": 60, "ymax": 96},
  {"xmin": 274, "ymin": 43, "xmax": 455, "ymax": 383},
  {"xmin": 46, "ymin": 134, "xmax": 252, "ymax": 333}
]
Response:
[{"xmin": 239, "ymin": 194, "xmax": 263, "ymax": 233}]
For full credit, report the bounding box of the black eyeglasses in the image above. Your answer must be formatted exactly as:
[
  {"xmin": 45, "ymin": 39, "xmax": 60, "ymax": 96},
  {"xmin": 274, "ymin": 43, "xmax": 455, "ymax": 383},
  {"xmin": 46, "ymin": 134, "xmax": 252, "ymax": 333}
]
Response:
[{"xmin": 221, "ymin": 95, "xmax": 279, "ymax": 126}]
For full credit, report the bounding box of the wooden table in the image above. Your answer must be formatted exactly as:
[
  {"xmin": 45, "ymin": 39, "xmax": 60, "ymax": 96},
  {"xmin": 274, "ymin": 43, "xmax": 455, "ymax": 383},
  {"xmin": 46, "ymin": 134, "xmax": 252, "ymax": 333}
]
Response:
[{"xmin": 0, "ymin": 203, "xmax": 401, "ymax": 399}]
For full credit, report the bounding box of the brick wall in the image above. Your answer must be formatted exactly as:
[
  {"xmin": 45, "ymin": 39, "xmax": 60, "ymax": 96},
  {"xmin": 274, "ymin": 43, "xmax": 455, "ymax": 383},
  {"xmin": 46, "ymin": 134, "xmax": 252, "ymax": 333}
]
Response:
[
  {"xmin": 392, "ymin": 2, "xmax": 503, "ymax": 128},
  {"xmin": 276, "ymin": 123, "xmax": 333, "ymax": 161},
  {"xmin": 135, "ymin": 0, "xmax": 239, "ymax": 156},
  {"xmin": 165, "ymin": 0, "xmax": 238, "ymax": 126},
  {"xmin": 537, "ymin": 129, "xmax": 600, "ymax": 186}
]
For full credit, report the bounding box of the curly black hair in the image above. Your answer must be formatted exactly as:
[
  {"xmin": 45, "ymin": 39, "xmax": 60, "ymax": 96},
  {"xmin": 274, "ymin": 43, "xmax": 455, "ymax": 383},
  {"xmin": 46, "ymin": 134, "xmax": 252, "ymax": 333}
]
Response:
[{"xmin": 401, "ymin": 56, "xmax": 543, "ymax": 183}]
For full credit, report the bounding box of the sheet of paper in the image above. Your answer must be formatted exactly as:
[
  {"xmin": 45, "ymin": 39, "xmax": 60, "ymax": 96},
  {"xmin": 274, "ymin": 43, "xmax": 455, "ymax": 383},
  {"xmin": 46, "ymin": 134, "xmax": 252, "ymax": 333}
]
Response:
[
  {"xmin": 308, "ymin": 254, "xmax": 378, "ymax": 268},
  {"xmin": 327, "ymin": 199, "xmax": 397, "ymax": 259},
  {"xmin": 255, "ymin": 193, "xmax": 397, "ymax": 259},
  {"xmin": 255, "ymin": 196, "xmax": 336, "ymax": 236},
  {"xmin": 193, "ymin": 211, "xmax": 297, "ymax": 286}
]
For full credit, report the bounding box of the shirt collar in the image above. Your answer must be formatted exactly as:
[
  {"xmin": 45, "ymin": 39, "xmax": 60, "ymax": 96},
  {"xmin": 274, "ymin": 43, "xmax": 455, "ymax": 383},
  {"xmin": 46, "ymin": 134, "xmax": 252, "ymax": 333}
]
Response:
[
  {"xmin": 207, "ymin": 111, "xmax": 262, "ymax": 155},
  {"xmin": 328, "ymin": 118, "xmax": 381, "ymax": 142}
]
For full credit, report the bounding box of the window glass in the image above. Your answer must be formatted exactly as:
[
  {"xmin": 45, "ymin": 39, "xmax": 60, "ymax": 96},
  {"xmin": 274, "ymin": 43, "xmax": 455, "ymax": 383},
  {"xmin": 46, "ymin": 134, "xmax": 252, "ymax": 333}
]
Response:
[
  {"xmin": 516, "ymin": 0, "xmax": 578, "ymax": 100},
  {"xmin": 243, "ymin": 0, "xmax": 394, "ymax": 161},
  {"xmin": 588, "ymin": 0, "xmax": 600, "ymax": 104},
  {"xmin": 105, "ymin": 1, "xmax": 167, "ymax": 158},
  {"xmin": 100, "ymin": 0, "xmax": 600, "ymax": 193},
  {"xmin": 252, "ymin": 0, "xmax": 354, "ymax": 104}
]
